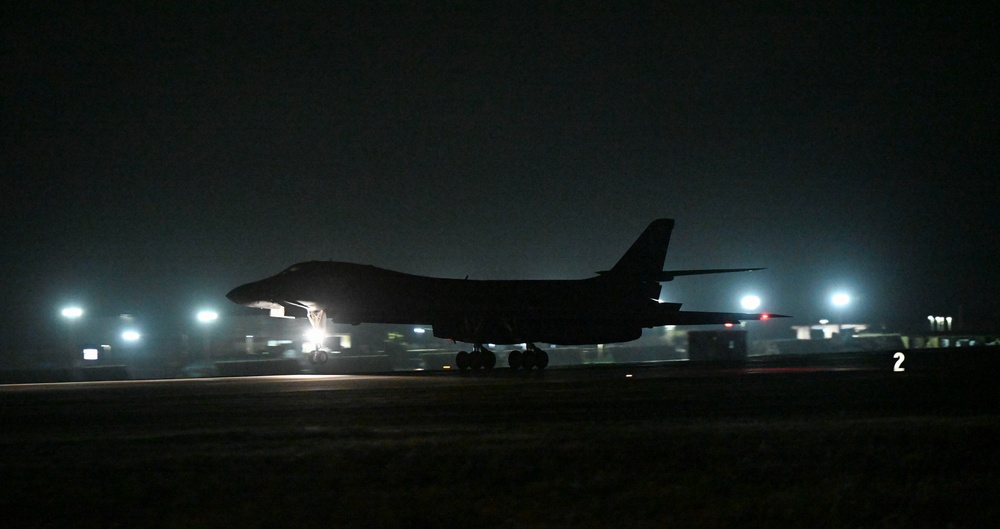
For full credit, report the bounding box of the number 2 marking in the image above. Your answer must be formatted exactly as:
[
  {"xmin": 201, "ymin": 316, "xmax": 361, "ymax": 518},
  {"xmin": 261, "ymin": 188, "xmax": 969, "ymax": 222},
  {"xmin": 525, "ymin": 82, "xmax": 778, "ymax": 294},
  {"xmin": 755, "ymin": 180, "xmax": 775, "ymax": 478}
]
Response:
[{"xmin": 893, "ymin": 352, "xmax": 905, "ymax": 372}]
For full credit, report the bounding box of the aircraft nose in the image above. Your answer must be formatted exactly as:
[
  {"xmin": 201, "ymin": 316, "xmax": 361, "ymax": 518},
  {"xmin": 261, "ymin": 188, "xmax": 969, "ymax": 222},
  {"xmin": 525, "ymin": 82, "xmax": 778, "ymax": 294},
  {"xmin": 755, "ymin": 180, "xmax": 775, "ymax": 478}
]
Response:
[{"xmin": 226, "ymin": 283, "xmax": 257, "ymax": 306}]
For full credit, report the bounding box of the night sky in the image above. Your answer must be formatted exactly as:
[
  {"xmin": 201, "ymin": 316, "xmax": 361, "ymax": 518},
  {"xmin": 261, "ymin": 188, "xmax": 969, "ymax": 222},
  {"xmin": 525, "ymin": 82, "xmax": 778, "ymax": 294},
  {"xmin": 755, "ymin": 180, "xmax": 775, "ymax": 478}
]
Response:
[{"xmin": 4, "ymin": 3, "xmax": 998, "ymax": 350}]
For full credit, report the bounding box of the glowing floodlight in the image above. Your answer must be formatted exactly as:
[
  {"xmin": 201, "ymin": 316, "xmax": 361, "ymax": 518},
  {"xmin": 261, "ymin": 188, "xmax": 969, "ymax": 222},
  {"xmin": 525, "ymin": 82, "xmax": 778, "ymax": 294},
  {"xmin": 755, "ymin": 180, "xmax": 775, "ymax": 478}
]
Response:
[
  {"xmin": 121, "ymin": 330, "xmax": 141, "ymax": 342},
  {"xmin": 197, "ymin": 310, "xmax": 219, "ymax": 323},
  {"xmin": 61, "ymin": 307, "xmax": 84, "ymax": 319},
  {"xmin": 831, "ymin": 293, "xmax": 850, "ymax": 307},
  {"xmin": 740, "ymin": 295, "xmax": 761, "ymax": 311}
]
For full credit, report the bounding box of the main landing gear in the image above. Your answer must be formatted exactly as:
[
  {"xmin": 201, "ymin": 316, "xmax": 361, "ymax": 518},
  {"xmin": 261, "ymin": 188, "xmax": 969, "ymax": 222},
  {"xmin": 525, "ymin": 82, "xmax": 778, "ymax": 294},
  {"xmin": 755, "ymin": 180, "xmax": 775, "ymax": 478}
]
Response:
[
  {"xmin": 506, "ymin": 344, "xmax": 549, "ymax": 370},
  {"xmin": 454, "ymin": 344, "xmax": 549, "ymax": 371},
  {"xmin": 455, "ymin": 344, "xmax": 497, "ymax": 370}
]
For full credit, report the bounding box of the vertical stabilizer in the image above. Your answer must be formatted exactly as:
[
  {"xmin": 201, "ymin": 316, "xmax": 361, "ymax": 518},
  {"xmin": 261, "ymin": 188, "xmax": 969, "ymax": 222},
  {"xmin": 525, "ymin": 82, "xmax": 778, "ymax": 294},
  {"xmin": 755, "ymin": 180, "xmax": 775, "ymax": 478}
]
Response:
[{"xmin": 607, "ymin": 219, "xmax": 674, "ymax": 277}]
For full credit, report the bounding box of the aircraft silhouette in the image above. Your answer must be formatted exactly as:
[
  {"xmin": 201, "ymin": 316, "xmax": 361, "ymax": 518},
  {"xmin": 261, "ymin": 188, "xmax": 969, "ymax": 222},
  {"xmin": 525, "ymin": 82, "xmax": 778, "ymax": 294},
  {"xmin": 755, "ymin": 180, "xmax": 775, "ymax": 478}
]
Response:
[{"xmin": 226, "ymin": 219, "xmax": 783, "ymax": 369}]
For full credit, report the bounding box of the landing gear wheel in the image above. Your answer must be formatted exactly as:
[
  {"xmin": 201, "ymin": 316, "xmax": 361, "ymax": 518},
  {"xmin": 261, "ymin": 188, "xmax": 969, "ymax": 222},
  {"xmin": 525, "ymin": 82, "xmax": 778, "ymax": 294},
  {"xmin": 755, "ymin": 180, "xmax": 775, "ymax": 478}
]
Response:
[
  {"xmin": 311, "ymin": 350, "xmax": 328, "ymax": 365},
  {"xmin": 456, "ymin": 351, "xmax": 470, "ymax": 370},
  {"xmin": 535, "ymin": 350, "xmax": 549, "ymax": 370},
  {"xmin": 521, "ymin": 350, "xmax": 536, "ymax": 370},
  {"xmin": 483, "ymin": 350, "xmax": 497, "ymax": 370},
  {"xmin": 507, "ymin": 350, "xmax": 522, "ymax": 369},
  {"xmin": 470, "ymin": 350, "xmax": 483, "ymax": 369}
]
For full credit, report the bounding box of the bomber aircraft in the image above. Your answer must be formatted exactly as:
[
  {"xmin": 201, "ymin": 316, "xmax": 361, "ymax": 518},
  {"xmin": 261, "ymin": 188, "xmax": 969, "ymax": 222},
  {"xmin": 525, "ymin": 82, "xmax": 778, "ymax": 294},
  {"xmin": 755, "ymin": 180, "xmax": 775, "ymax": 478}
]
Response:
[{"xmin": 226, "ymin": 219, "xmax": 783, "ymax": 370}]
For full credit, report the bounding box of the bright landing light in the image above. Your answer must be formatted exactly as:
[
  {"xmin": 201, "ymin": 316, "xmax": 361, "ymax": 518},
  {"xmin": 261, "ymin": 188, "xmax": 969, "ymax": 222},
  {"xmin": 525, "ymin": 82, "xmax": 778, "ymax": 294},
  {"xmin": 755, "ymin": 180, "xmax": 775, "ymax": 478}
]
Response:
[
  {"xmin": 197, "ymin": 310, "xmax": 219, "ymax": 323},
  {"xmin": 305, "ymin": 328, "xmax": 326, "ymax": 344},
  {"xmin": 121, "ymin": 330, "xmax": 141, "ymax": 342}
]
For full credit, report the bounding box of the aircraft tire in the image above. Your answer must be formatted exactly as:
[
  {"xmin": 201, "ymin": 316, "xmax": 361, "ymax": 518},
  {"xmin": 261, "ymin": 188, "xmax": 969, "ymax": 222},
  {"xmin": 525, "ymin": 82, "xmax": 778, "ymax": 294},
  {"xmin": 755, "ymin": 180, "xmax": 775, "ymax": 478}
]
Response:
[
  {"xmin": 535, "ymin": 350, "xmax": 549, "ymax": 370},
  {"xmin": 483, "ymin": 350, "xmax": 496, "ymax": 369},
  {"xmin": 455, "ymin": 351, "xmax": 470, "ymax": 370},
  {"xmin": 507, "ymin": 350, "xmax": 522, "ymax": 369},
  {"xmin": 521, "ymin": 350, "xmax": 535, "ymax": 370},
  {"xmin": 469, "ymin": 350, "xmax": 483, "ymax": 369}
]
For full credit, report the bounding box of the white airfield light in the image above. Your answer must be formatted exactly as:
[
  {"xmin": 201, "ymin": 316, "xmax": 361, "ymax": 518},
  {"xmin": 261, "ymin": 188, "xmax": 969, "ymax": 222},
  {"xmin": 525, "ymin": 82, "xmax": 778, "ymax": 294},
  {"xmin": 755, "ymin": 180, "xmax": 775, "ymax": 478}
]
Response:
[
  {"xmin": 927, "ymin": 315, "xmax": 954, "ymax": 332},
  {"xmin": 740, "ymin": 295, "xmax": 761, "ymax": 311},
  {"xmin": 121, "ymin": 330, "xmax": 141, "ymax": 342},
  {"xmin": 197, "ymin": 310, "xmax": 219, "ymax": 323},
  {"xmin": 832, "ymin": 293, "xmax": 850, "ymax": 307},
  {"xmin": 61, "ymin": 307, "xmax": 84, "ymax": 319}
]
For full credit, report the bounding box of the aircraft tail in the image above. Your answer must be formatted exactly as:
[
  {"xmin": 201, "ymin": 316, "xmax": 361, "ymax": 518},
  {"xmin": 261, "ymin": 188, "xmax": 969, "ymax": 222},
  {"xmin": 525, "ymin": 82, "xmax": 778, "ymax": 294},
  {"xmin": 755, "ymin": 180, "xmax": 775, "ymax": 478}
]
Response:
[
  {"xmin": 600, "ymin": 218, "xmax": 764, "ymax": 283},
  {"xmin": 605, "ymin": 219, "xmax": 675, "ymax": 278}
]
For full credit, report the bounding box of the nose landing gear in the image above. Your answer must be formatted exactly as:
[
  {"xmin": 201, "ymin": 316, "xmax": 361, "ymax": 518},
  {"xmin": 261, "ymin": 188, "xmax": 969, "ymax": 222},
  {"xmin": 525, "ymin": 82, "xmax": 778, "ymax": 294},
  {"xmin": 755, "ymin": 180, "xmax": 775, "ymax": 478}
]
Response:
[{"xmin": 309, "ymin": 350, "xmax": 329, "ymax": 364}]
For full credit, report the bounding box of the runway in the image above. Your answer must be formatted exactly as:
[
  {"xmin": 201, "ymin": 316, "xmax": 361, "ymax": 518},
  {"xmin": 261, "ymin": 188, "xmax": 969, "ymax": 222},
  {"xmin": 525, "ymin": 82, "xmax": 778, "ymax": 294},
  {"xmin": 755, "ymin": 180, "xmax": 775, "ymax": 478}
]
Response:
[{"xmin": 3, "ymin": 350, "xmax": 999, "ymax": 528}]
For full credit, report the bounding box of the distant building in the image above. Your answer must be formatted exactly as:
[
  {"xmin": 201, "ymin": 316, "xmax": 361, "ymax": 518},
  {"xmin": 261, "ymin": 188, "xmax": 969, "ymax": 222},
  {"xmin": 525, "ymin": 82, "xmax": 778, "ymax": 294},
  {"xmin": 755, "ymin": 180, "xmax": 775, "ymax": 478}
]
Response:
[{"xmin": 792, "ymin": 323, "xmax": 868, "ymax": 340}]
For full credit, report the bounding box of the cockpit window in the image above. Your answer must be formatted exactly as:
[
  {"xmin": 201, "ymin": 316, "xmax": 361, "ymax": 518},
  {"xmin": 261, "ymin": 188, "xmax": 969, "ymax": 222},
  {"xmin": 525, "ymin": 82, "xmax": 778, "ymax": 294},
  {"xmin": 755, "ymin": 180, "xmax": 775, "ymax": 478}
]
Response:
[{"xmin": 278, "ymin": 262, "xmax": 330, "ymax": 276}]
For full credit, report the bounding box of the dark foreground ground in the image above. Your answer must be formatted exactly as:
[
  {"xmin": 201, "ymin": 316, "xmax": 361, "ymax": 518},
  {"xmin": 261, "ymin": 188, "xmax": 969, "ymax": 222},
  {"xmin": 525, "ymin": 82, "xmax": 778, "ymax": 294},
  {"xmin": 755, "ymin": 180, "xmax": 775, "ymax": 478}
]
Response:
[{"xmin": 2, "ymin": 349, "xmax": 999, "ymax": 528}]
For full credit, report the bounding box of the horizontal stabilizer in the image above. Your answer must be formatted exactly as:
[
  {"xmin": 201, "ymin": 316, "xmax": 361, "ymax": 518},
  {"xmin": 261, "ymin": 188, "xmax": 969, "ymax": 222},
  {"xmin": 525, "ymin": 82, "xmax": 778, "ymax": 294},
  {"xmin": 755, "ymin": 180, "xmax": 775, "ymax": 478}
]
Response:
[
  {"xmin": 657, "ymin": 268, "xmax": 764, "ymax": 282},
  {"xmin": 657, "ymin": 310, "xmax": 789, "ymax": 326}
]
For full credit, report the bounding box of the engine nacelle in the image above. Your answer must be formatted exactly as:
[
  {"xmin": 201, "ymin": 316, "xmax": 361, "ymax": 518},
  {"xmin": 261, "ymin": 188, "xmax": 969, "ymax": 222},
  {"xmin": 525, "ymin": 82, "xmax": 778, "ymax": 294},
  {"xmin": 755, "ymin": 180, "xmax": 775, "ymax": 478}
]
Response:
[
  {"xmin": 532, "ymin": 324, "xmax": 641, "ymax": 346},
  {"xmin": 432, "ymin": 318, "xmax": 641, "ymax": 346}
]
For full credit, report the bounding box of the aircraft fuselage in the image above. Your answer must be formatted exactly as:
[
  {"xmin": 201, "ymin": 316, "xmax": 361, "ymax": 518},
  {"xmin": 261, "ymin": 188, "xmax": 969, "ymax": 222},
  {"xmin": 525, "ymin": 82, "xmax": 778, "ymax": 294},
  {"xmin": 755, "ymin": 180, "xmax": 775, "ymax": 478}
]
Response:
[{"xmin": 226, "ymin": 261, "xmax": 669, "ymax": 345}]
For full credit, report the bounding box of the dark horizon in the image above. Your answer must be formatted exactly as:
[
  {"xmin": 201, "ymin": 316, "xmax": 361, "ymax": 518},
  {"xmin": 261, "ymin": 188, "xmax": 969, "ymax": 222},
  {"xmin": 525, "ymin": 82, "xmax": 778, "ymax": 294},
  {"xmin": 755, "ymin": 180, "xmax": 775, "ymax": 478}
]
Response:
[{"xmin": 4, "ymin": 4, "xmax": 998, "ymax": 352}]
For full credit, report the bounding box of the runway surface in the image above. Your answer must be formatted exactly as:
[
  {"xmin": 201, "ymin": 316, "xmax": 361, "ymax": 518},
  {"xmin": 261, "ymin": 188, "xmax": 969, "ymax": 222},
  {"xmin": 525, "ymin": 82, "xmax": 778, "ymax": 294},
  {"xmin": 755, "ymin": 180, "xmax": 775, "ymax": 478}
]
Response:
[{"xmin": 3, "ymin": 350, "xmax": 1000, "ymax": 528}]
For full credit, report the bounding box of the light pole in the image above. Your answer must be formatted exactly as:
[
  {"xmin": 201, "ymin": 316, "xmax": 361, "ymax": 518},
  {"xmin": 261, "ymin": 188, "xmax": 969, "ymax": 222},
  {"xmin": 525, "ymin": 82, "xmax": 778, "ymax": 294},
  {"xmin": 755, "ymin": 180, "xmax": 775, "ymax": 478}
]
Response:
[
  {"xmin": 197, "ymin": 310, "xmax": 219, "ymax": 360},
  {"xmin": 120, "ymin": 329, "xmax": 141, "ymax": 362},
  {"xmin": 60, "ymin": 306, "xmax": 84, "ymax": 359},
  {"xmin": 831, "ymin": 293, "xmax": 850, "ymax": 335}
]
